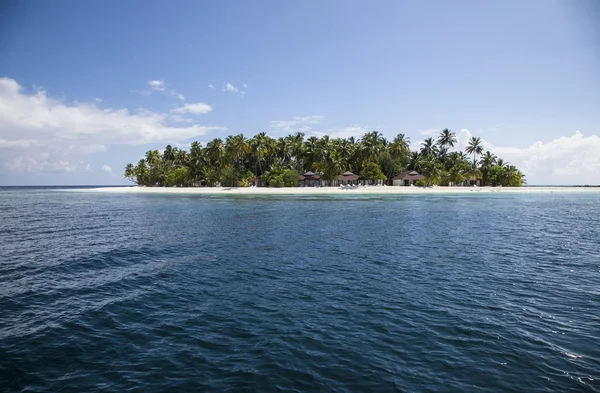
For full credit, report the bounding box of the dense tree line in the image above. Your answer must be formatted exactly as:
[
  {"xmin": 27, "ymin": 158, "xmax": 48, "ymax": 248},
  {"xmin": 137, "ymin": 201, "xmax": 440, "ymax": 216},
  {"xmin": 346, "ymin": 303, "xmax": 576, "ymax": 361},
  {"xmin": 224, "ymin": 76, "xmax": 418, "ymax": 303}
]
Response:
[{"xmin": 124, "ymin": 129, "xmax": 525, "ymax": 187}]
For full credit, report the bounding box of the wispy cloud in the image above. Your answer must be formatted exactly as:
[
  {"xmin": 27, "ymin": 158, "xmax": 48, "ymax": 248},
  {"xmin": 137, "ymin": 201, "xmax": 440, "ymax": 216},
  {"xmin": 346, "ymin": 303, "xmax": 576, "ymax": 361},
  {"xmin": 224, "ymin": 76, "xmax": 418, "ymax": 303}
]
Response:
[
  {"xmin": 102, "ymin": 164, "xmax": 112, "ymax": 173},
  {"xmin": 221, "ymin": 82, "xmax": 247, "ymax": 97},
  {"xmin": 270, "ymin": 115, "xmax": 325, "ymax": 133},
  {"xmin": 223, "ymin": 82, "xmax": 239, "ymax": 93},
  {"xmin": 171, "ymin": 102, "xmax": 213, "ymax": 115},
  {"xmin": 148, "ymin": 80, "xmax": 165, "ymax": 91},
  {"xmin": 208, "ymin": 84, "xmax": 215, "ymax": 89}
]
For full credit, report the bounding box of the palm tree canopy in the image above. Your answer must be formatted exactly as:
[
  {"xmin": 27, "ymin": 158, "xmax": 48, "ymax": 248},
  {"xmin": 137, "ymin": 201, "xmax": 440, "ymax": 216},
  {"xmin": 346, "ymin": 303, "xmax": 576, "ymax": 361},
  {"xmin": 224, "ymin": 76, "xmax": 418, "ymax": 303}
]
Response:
[{"xmin": 437, "ymin": 128, "xmax": 457, "ymax": 149}]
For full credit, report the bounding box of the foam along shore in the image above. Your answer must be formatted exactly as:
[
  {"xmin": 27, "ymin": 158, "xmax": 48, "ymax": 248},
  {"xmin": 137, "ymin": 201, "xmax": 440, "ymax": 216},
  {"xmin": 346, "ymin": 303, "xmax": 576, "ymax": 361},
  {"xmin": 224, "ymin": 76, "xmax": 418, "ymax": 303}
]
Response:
[{"xmin": 80, "ymin": 186, "xmax": 600, "ymax": 195}]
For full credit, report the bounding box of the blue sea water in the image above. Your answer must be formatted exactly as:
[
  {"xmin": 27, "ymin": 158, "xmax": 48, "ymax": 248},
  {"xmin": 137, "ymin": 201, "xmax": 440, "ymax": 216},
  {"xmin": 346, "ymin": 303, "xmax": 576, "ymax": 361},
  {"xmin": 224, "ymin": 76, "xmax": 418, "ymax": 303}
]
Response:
[{"xmin": 1, "ymin": 188, "xmax": 599, "ymax": 392}]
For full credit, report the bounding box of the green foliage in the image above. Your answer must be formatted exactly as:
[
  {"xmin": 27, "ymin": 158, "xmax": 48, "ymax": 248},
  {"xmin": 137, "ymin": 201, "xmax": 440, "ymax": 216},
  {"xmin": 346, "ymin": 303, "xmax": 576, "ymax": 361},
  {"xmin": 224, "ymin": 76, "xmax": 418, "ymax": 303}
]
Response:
[
  {"xmin": 415, "ymin": 179, "xmax": 427, "ymax": 187},
  {"xmin": 281, "ymin": 169, "xmax": 300, "ymax": 187},
  {"xmin": 360, "ymin": 162, "xmax": 387, "ymax": 180},
  {"xmin": 379, "ymin": 151, "xmax": 404, "ymax": 182},
  {"xmin": 220, "ymin": 166, "xmax": 239, "ymax": 187},
  {"xmin": 220, "ymin": 166, "xmax": 256, "ymax": 187},
  {"xmin": 165, "ymin": 167, "xmax": 190, "ymax": 187},
  {"xmin": 260, "ymin": 164, "xmax": 299, "ymax": 187},
  {"xmin": 421, "ymin": 159, "xmax": 444, "ymax": 185},
  {"xmin": 269, "ymin": 175, "xmax": 285, "ymax": 188}
]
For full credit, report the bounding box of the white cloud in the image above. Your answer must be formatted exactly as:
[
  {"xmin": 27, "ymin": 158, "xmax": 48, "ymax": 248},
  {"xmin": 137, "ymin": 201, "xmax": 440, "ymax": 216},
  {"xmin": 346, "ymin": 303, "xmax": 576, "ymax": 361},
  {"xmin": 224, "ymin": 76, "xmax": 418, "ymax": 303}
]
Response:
[
  {"xmin": 492, "ymin": 131, "xmax": 600, "ymax": 185},
  {"xmin": 171, "ymin": 102, "xmax": 213, "ymax": 115},
  {"xmin": 0, "ymin": 139, "xmax": 39, "ymax": 148},
  {"xmin": 223, "ymin": 82, "xmax": 239, "ymax": 93},
  {"xmin": 243, "ymin": 84, "xmax": 248, "ymax": 89},
  {"xmin": 0, "ymin": 77, "xmax": 223, "ymax": 173},
  {"xmin": 270, "ymin": 115, "xmax": 325, "ymax": 133},
  {"xmin": 176, "ymin": 93, "xmax": 185, "ymax": 101},
  {"xmin": 455, "ymin": 128, "xmax": 478, "ymax": 152},
  {"xmin": 148, "ymin": 80, "xmax": 165, "ymax": 91},
  {"xmin": 208, "ymin": 84, "xmax": 215, "ymax": 89},
  {"xmin": 169, "ymin": 115, "xmax": 194, "ymax": 124},
  {"xmin": 102, "ymin": 164, "xmax": 112, "ymax": 173}
]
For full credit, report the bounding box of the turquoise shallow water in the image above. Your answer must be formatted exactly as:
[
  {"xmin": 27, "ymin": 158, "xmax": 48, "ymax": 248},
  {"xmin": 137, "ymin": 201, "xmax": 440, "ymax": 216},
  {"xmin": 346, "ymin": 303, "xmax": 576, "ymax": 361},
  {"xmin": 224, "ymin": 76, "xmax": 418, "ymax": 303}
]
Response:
[{"xmin": 1, "ymin": 189, "xmax": 599, "ymax": 392}]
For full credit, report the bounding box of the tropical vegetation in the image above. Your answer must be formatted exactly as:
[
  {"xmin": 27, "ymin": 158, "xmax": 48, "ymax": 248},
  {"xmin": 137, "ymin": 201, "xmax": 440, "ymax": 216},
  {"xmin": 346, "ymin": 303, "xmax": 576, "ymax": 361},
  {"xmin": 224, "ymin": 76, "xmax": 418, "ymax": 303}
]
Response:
[{"xmin": 124, "ymin": 129, "xmax": 525, "ymax": 187}]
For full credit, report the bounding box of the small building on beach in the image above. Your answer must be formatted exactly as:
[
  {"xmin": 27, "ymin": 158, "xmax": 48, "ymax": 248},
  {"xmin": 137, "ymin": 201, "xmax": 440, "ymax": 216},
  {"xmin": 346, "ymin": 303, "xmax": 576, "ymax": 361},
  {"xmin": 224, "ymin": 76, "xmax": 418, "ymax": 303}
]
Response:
[
  {"xmin": 301, "ymin": 171, "xmax": 321, "ymax": 187},
  {"xmin": 337, "ymin": 171, "xmax": 359, "ymax": 185},
  {"xmin": 392, "ymin": 170, "xmax": 426, "ymax": 186},
  {"xmin": 462, "ymin": 178, "xmax": 482, "ymax": 187}
]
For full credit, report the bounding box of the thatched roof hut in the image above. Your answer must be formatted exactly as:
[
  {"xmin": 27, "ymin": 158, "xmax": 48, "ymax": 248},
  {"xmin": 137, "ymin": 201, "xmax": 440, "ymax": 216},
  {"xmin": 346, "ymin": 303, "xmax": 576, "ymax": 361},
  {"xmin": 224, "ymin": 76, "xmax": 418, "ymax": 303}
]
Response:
[
  {"xmin": 301, "ymin": 171, "xmax": 321, "ymax": 181},
  {"xmin": 337, "ymin": 171, "xmax": 359, "ymax": 182}
]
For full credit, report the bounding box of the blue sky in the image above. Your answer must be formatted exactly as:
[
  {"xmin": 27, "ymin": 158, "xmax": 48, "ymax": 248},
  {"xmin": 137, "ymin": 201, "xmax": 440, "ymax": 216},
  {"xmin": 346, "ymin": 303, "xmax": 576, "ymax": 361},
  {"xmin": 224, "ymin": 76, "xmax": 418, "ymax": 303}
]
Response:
[{"xmin": 0, "ymin": 0, "xmax": 599, "ymax": 185}]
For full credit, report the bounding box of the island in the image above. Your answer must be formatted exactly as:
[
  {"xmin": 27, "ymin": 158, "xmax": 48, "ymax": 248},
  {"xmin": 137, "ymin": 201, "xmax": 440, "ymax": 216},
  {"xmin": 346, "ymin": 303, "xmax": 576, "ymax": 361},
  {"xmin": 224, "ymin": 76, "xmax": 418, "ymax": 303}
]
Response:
[{"xmin": 124, "ymin": 129, "xmax": 525, "ymax": 189}]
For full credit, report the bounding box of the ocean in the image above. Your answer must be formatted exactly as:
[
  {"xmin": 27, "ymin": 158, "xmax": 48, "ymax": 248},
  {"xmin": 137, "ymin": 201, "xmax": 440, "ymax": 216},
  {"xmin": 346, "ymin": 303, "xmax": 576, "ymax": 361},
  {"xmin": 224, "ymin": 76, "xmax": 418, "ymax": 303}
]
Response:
[{"xmin": 1, "ymin": 188, "xmax": 599, "ymax": 392}]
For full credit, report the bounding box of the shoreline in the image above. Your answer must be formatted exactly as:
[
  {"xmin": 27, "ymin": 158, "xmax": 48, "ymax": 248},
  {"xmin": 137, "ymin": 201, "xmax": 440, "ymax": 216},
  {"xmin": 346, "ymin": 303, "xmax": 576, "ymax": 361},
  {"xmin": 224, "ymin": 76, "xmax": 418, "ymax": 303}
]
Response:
[{"xmin": 70, "ymin": 186, "xmax": 600, "ymax": 195}]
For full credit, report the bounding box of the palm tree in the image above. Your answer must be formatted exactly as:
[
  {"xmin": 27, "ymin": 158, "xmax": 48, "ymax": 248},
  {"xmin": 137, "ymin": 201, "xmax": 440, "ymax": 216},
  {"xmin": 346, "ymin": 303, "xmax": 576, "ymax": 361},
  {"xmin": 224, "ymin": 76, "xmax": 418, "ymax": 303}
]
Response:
[
  {"xmin": 264, "ymin": 135, "xmax": 278, "ymax": 170},
  {"xmin": 225, "ymin": 134, "xmax": 248, "ymax": 169},
  {"xmin": 124, "ymin": 163, "xmax": 135, "ymax": 183},
  {"xmin": 324, "ymin": 149, "xmax": 348, "ymax": 183},
  {"xmin": 446, "ymin": 156, "xmax": 469, "ymax": 186},
  {"xmin": 145, "ymin": 150, "xmax": 160, "ymax": 166},
  {"xmin": 465, "ymin": 161, "xmax": 482, "ymax": 185},
  {"xmin": 252, "ymin": 132, "xmax": 269, "ymax": 176},
  {"xmin": 437, "ymin": 146, "xmax": 449, "ymax": 161},
  {"xmin": 479, "ymin": 151, "xmax": 497, "ymax": 186},
  {"xmin": 188, "ymin": 141, "xmax": 206, "ymax": 184},
  {"xmin": 304, "ymin": 136, "xmax": 320, "ymax": 170},
  {"xmin": 162, "ymin": 145, "xmax": 176, "ymax": 162},
  {"xmin": 420, "ymin": 137, "xmax": 438, "ymax": 157},
  {"xmin": 390, "ymin": 133, "xmax": 411, "ymax": 160},
  {"xmin": 505, "ymin": 165, "xmax": 526, "ymax": 186},
  {"xmin": 465, "ymin": 136, "xmax": 484, "ymax": 165},
  {"xmin": 206, "ymin": 138, "xmax": 225, "ymax": 182},
  {"xmin": 407, "ymin": 151, "xmax": 423, "ymax": 172},
  {"xmin": 134, "ymin": 159, "xmax": 149, "ymax": 185},
  {"xmin": 421, "ymin": 158, "xmax": 444, "ymax": 186},
  {"xmin": 174, "ymin": 149, "xmax": 188, "ymax": 167},
  {"xmin": 361, "ymin": 131, "xmax": 387, "ymax": 163},
  {"xmin": 437, "ymin": 128, "xmax": 457, "ymax": 150}
]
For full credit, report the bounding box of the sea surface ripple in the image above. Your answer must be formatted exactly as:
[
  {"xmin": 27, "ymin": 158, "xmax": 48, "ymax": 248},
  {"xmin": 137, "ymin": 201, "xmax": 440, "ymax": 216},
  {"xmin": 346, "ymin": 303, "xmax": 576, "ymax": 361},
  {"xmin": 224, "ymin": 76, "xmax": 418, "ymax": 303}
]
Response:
[{"xmin": 1, "ymin": 189, "xmax": 599, "ymax": 392}]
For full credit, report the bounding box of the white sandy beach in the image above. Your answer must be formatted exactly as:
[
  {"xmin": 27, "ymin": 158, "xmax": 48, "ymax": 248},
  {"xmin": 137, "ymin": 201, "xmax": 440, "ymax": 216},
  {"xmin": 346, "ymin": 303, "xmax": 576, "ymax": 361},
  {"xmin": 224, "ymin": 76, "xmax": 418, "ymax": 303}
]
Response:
[{"xmin": 82, "ymin": 186, "xmax": 600, "ymax": 195}]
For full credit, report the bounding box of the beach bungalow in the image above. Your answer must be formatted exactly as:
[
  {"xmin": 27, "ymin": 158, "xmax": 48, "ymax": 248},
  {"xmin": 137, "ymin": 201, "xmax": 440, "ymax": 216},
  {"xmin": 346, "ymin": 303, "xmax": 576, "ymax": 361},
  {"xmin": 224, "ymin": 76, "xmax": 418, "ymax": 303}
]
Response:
[
  {"xmin": 300, "ymin": 171, "xmax": 321, "ymax": 187},
  {"xmin": 337, "ymin": 171, "xmax": 359, "ymax": 186},
  {"xmin": 463, "ymin": 178, "xmax": 482, "ymax": 187},
  {"xmin": 392, "ymin": 170, "xmax": 426, "ymax": 186}
]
